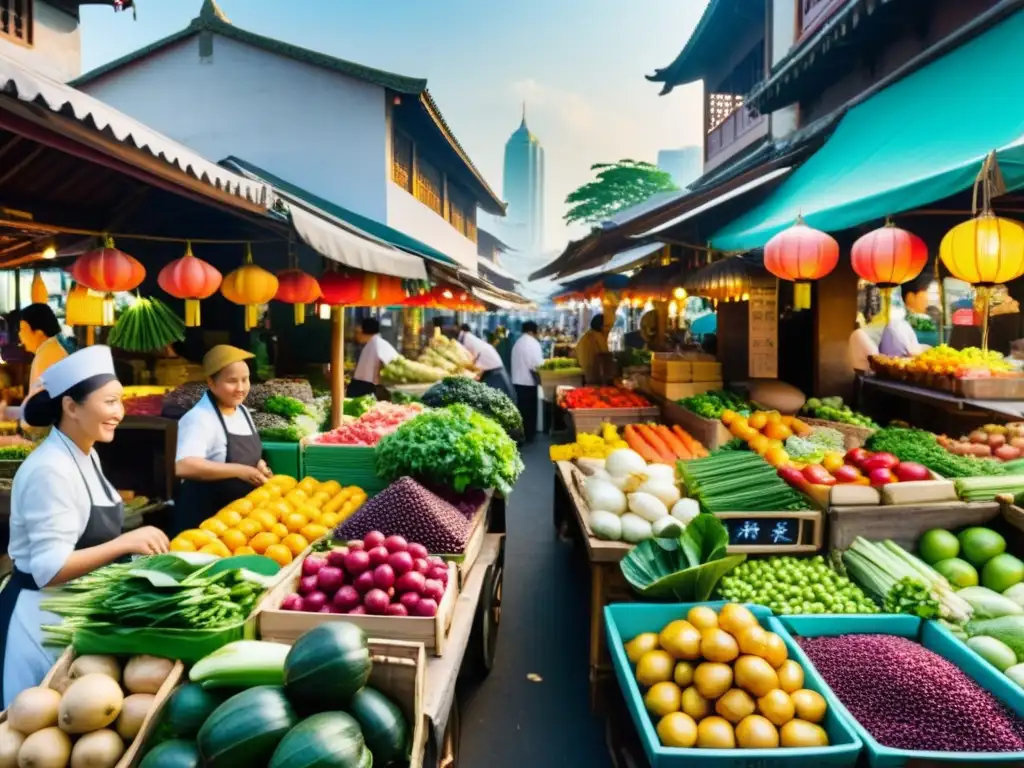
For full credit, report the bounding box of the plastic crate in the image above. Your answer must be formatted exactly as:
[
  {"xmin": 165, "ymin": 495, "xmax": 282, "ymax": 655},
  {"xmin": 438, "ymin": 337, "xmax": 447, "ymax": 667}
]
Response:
[
  {"xmin": 262, "ymin": 441, "xmax": 301, "ymax": 478},
  {"xmin": 605, "ymin": 601, "xmax": 863, "ymax": 767},
  {"xmin": 301, "ymin": 441, "xmax": 389, "ymax": 496},
  {"xmin": 780, "ymin": 614, "xmax": 1024, "ymax": 766}
]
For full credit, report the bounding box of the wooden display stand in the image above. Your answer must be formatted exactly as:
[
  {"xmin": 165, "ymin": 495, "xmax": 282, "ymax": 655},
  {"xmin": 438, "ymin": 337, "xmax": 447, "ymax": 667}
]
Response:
[{"xmin": 828, "ymin": 500, "xmax": 1002, "ymax": 550}]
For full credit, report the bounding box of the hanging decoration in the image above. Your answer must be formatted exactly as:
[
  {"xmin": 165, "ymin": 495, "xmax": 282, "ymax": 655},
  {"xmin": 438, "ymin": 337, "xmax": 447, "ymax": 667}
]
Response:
[
  {"xmin": 939, "ymin": 151, "xmax": 1024, "ymax": 351},
  {"xmin": 851, "ymin": 219, "xmax": 928, "ymax": 325},
  {"xmin": 30, "ymin": 271, "xmax": 48, "ymax": 304},
  {"xmin": 220, "ymin": 244, "xmax": 279, "ymax": 331},
  {"xmin": 275, "ymin": 269, "xmax": 322, "ymax": 325},
  {"xmin": 318, "ymin": 270, "xmax": 365, "ymax": 306},
  {"xmin": 685, "ymin": 254, "xmax": 769, "ymax": 302},
  {"xmin": 65, "ymin": 283, "xmax": 105, "ymax": 327},
  {"xmin": 402, "ymin": 283, "xmax": 483, "ymax": 311},
  {"xmin": 763, "ymin": 216, "xmax": 839, "ymax": 310},
  {"xmin": 362, "ymin": 274, "xmax": 407, "ymax": 307},
  {"xmin": 158, "ymin": 242, "xmax": 223, "ymax": 327},
  {"xmin": 68, "ymin": 236, "xmax": 146, "ymax": 325}
]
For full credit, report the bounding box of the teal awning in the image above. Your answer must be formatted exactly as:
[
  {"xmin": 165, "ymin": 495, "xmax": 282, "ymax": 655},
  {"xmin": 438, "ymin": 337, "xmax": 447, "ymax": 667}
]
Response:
[{"xmin": 710, "ymin": 9, "xmax": 1024, "ymax": 252}]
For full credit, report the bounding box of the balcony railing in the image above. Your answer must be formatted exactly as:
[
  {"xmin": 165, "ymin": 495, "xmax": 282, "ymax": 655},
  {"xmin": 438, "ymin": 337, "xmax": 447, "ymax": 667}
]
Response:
[
  {"xmin": 800, "ymin": 0, "xmax": 846, "ymax": 37},
  {"xmin": 706, "ymin": 104, "xmax": 767, "ymax": 168}
]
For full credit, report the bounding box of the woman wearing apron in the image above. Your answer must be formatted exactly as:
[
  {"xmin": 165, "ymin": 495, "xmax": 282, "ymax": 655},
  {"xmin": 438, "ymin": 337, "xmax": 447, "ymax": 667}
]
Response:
[
  {"xmin": 0, "ymin": 346, "xmax": 169, "ymax": 707},
  {"xmin": 173, "ymin": 345, "xmax": 270, "ymax": 535}
]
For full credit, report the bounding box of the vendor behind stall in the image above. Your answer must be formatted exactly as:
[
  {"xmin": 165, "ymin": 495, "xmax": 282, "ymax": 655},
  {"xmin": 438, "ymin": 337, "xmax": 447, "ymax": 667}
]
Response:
[
  {"xmin": 173, "ymin": 345, "xmax": 270, "ymax": 535},
  {"xmin": 350, "ymin": 317, "xmax": 399, "ymax": 398},
  {"xmin": 459, "ymin": 324, "xmax": 516, "ymax": 400},
  {"xmin": 20, "ymin": 304, "xmax": 73, "ymax": 392},
  {"xmin": 575, "ymin": 314, "xmax": 609, "ymax": 384},
  {"xmin": 879, "ymin": 277, "xmax": 932, "ymax": 358}
]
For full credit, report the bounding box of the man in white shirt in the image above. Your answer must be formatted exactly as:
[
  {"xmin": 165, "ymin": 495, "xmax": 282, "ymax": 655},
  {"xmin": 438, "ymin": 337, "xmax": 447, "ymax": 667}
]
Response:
[
  {"xmin": 849, "ymin": 324, "xmax": 880, "ymax": 372},
  {"xmin": 511, "ymin": 322, "xmax": 544, "ymax": 442},
  {"xmin": 879, "ymin": 279, "xmax": 932, "ymax": 358},
  {"xmin": 459, "ymin": 324, "xmax": 516, "ymax": 401},
  {"xmin": 350, "ymin": 317, "xmax": 399, "ymax": 397}
]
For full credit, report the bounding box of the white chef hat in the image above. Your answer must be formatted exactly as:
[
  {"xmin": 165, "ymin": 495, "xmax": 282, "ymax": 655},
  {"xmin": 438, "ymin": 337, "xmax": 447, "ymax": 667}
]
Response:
[{"xmin": 24, "ymin": 345, "xmax": 119, "ymax": 427}]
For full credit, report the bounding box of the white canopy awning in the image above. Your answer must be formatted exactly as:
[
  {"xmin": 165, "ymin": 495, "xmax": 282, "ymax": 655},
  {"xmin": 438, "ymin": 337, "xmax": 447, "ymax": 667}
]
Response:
[
  {"xmin": 558, "ymin": 241, "xmax": 666, "ymax": 281},
  {"xmin": 472, "ymin": 286, "xmax": 534, "ymax": 310},
  {"xmin": 478, "ymin": 258, "xmax": 519, "ymax": 283}
]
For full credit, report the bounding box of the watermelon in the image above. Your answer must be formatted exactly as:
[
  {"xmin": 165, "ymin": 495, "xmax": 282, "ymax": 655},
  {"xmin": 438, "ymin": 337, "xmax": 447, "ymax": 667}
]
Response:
[
  {"xmin": 138, "ymin": 740, "xmax": 201, "ymax": 768},
  {"xmin": 269, "ymin": 712, "xmax": 368, "ymax": 768},
  {"xmin": 197, "ymin": 686, "xmax": 298, "ymax": 767},
  {"xmin": 283, "ymin": 623, "xmax": 371, "ymax": 708},
  {"xmin": 349, "ymin": 686, "xmax": 409, "ymax": 764},
  {"xmin": 160, "ymin": 683, "xmax": 223, "ymax": 740}
]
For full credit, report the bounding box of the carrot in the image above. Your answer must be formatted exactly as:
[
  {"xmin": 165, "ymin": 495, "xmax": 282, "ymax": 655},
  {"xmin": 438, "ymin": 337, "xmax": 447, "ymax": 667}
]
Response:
[
  {"xmin": 624, "ymin": 424, "xmax": 660, "ymax": 463},
  {"xmin": 656, "ymin": 424, "xmax": 691, "ymax": 460},
  {"xmin": 673, "ymin": 425, "xmax": 708, "ymax": 458},
  {"xmin": 636, "ymin": 424, "xmax": 677, "ymax": 464}
]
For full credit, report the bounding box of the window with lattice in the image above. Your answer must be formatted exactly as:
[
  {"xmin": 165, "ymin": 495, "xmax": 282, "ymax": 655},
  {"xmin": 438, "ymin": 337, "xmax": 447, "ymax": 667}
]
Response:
[
  {"xmin": 414, "ymin": 156, "xmax": 443, "ymax": 216},
  {"xmin": 447, "ymin": 186, "xmax": 478, "ymax": 242},
  {"xmin": 708, "ymin": 93, "xmax": 743, "ymax": 133},
  {"xmin": 0, "ymin": 0, "xmax": 33, "ymax": 46},
  {"xmin": 391, "ymin": 129, "xmax": 413, "ymax": 192}
]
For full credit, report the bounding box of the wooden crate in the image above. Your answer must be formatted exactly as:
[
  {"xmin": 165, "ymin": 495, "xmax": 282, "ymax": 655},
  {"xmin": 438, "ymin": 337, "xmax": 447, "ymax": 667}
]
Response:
[
  {"xmin": 659, "ymin": 401, "xmax": 732, "ymax": 450},
  {"xmin": 0, "ymin": 649, "xmax": 184, "ymax": 768},
  {"xmin": 257, "ymin": 560, "xmax": 458, "ymax": 655},
  {"xmin": 448, "ymin": 501, "xmax": 490, "ymax": 588},
  {"xmin": 827, "ymin": 500, "xmax": 1001, "ymax": 551},
  {"xmin": 651, "ymin": 357, "xmax": 692, "ymax": 383},
  {"xmin": 648, "ymin": 378, "xmax": 722, "ymax": 402},
  {"xmin": 538, "ymin": 369, "xmax": 584, "ymax": 402},
  {"xmin": 800, "ymin": 417, "xmax": 875, "ymax": 449},
  {"xmin": 691, "ymin": 361, "xmax": 723, "ymax": 382},
  {"xmin": 567, "ymin": 406, "xmax": 660, "ymax": 437},
  {"xmin": 366, "ymin": 639, "xmax": 428, "ymax": 768}
]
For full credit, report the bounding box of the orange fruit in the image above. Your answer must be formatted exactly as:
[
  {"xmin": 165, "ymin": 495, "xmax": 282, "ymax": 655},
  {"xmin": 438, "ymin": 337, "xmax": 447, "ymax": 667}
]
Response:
[
  {"xmin": 233, "ymin": 545, "xmax": 256, "ymax": 555},
  {"xmin": 311, "ymin": 491, "xmax": 332, "ymax": 504},
  {"xmin": 265, "ymin": 483, "xmax": 283, "ymax": 500},
  {"xmin": 249, "ymin": 532, "xmax": 280, "ymax": 554},
  {"xmin": 199, "ymin": 541, "xmax": 231, "ymax": 557},
  {"xmin": 216, "ymin": 509, "xmax": 243, "ymax": 527},
  {"xmin": 284, "ymin": 512, "xmax": 309, "ymax": 533},
  {"xmin": 303, "ymin": 496, "xmax": 325, "ymax": 510},
  {"xmin": 237, "ymin": 518, "xmax": 263, "ymax": 538},
  {"xmin": 339, "ymin": 501, "xmax": 356, "ymax": 520},
  {"xmin": 228, "ymin": 498, "xmax": 255, "ymax": 515},
  {"xmin": 281, "ymin": 533, "xmax": 310, "ymax": 556},
  {"xmin": 264, "ymin": 543, "xmax": 293, "ymax": 567},
  {"xmin": 266, "ymin": 501, "xmax": 292, "ymax": 521},
  {"xmin": 298, "ymin": 477, "xmax": 318, "ymax": 494},
  {"xmin": 180, "ymin": 529, "xmax": 213, "ymax": 547},
  {"xmin": 269, "ymin": 475, "xmax": 298, "ymax": 490},
  {"xmin": 250, "ymin": 509, "xmax": 277, "ymax": 531},
  {"xmin": 220, "ymin": 528, "xmax": 248, "ymax": 552},
  {"xmin": 318, "ymin": 480, "xmax": 342, "ymax": 496},
  {"xmin": 199, "ymin": 518, "xmax": 229, "ymax": 536},
  {"xmin": 170, "ymin": 537, "xmax": 196, "ymax": 552},
  {"xmin": 301, "ymin": 523, "xmax": 328, "ymax": 542},
  {"xmin": 284, "ymin": 490, "xmax": 308, "ymax": 508},
  {"xmin": 319, "ymin": 512, "xmax": 340, "ymax": 528},
  {"xmin": 298, "ymin": 505, "xmax": 322, "ymax": 522},
  {"xmin": 247, "ymin": 488, "xmax": 271, "ymax": 504},
  {"xmin": 271, "ymin": 523, "xmax": 289, "ymax": 539}
]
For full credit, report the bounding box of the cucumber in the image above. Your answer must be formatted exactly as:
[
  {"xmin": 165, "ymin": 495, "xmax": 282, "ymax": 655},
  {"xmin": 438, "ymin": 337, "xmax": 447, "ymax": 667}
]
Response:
[
  {"xmin": 160, "ymin": 683, "xmax": 223, "ymax": 740},
  {"xmin": 197, "ymin": 686, "xmax": 298, "ymax": 767},
  {"xmin": 283, "ymin": 623, "xmax": 371, "ymax": 709},
  {"xmin": 349, "ymin": 686, "xmax": 410, "ymax": 764},
  {"xmin": 268, "ymin": 712, "xmax": 366, "ymax": 768}
]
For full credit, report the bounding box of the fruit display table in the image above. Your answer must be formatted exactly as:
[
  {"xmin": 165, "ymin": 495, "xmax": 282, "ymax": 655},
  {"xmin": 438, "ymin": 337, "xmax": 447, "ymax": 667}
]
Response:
[{"xmin": 863, "ymin": 377, "xmax": 1024, "ymax": 423}]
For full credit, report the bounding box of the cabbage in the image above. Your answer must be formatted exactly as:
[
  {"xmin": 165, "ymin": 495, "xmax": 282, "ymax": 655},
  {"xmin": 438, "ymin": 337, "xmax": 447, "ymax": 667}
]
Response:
[
  {"xmin": 606, "ymin": 449, "xmax": 647, "ymax": 478},
  {"xmin": 584, "ymin": 477, "xmax": 626, "ymax": 515},
  {"xmin": 627, "ymin": 492, "xmax": 669, "ymax": 523}
]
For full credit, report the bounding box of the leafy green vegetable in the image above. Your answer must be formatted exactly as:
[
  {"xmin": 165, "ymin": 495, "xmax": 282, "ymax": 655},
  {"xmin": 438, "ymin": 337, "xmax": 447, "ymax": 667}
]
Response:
[
  {"xmin": 866, "ymin": 427, "xmax": 1005, "ymax": 477},
  {"xmin": 0, "ymin": 444, "xmax": 33, "ymax": 461},
  {"xmin": 538, "ymin": 357, "xmax": 581, "ymax": 371},
  {"xmin": 263, "ymin": 395, "xmax": 309, "ymax": 419},
  {"xmin": 388, "ymin": 391, "xmax": 421, "ymax": 406},
  {"xmin": 620, "ymin": 515, "xmax": 746, "ymax": 601},
  {"xmin": 375, "ymin": 404, "xmax": 524, "ymax": 493},
  {"xmin": 785, "ymin": 436, "xmax": 826, "ymax": 463},
  {"xmin": 678, "ymin": 390, "xmax": 750, "ymax": 420},
  {"xmin": 343, "ymin": 394, "xmax": 377, "ymax": 418},
  {"xmin": 421, "ymin": 377, "xmax": 524, "ymax": 440}
]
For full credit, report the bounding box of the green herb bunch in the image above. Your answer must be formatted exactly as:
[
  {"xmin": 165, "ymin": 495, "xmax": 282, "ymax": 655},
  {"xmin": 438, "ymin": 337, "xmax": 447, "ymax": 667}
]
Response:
[{"xmin": 421, "ymin": 377, "xmax": 524, "ymax": 441}]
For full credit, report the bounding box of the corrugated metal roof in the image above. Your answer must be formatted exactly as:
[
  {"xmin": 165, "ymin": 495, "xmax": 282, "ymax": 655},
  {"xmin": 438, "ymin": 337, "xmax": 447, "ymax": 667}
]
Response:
[{"xmin": 0, "ymin": 51, "xmax": 271, "ymax": 207}]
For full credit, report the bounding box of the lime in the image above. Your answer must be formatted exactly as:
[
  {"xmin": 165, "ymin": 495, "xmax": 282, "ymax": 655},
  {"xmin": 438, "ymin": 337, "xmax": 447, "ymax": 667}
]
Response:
[
  {"xmin": 981, "ymin": 553, "xmax": 1024, "ymax": 593},
  {"xmin": 918, "ymin": 528, "xmax": 960, "ymax": 564},
  {"xmin": 958, "ymin": 527, "xmax": 1007, "ymax": 567},
  {"xmin": 933, "ymin": 557, "xmax": 979, "ymax": 588}
]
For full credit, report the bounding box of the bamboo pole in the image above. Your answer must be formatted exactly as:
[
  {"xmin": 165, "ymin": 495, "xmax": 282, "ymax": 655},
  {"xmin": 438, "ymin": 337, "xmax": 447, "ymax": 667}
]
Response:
[{"xmin": 330, "ymin": 306, "xmax": 346, "ymax": 428}]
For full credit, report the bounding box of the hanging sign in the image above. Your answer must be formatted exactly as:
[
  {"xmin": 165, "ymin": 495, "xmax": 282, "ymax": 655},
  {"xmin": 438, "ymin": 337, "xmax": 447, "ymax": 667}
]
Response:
[{"xmin": 748, "ymin": 284, "xmax": 778, "ymax": 378}]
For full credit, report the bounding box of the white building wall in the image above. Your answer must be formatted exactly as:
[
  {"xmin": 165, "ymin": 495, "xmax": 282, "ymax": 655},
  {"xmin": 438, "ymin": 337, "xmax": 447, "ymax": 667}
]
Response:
[
  {"xmin": 386, "ymin": 183, "xmax": 478, "ymax": 270},
  {"xmin": 0, "ymin": 1, "xmax": 81, "ymax": 82},
  {"xmin": 769, "ymin": 0, "xmax": 799, "ymax": 138}
]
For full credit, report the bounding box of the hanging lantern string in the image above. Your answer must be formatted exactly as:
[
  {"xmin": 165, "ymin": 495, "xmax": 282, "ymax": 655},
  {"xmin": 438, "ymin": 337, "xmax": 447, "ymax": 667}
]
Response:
[
  {"xmin": 0, "ymin": 217, "xmax": 279, "ymax": 245},
  {"xmin": 972, "ymin": 150, "xmax": 1006, "ymax": 215}
]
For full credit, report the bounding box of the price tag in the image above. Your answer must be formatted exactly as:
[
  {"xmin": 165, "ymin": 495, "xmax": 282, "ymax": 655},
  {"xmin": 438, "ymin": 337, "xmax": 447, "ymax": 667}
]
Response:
[{"xmin": 715, "ymin": 510, "xmax": 822, "ymax": 554}]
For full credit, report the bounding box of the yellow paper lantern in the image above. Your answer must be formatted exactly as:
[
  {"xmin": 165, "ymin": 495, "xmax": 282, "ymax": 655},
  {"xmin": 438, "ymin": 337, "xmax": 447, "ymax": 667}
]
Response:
[
  {"xmin": 30, "ymin": 271, "xmax": 48, "ymax": 304},
  {"xmin": 65, "ymin": 283, "xmax": 106, "ymax": 327},
  {"xmin": 939, "ymin": 211, "xmax": 1024, "ymax": 286},
  {"xmin": 221, "ymin": 246, "xmax": 279, "ymax": 330}
]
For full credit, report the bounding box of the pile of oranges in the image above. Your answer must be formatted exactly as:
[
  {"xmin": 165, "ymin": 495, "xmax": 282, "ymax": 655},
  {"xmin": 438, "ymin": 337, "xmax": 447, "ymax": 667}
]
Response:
[
  {"xmin": 720, "ymin": 410, "xmax": 813, "ymax": 468},
  {"xmin": 169, "ymin": 474, "xmax": 367, "ymax": 567}
]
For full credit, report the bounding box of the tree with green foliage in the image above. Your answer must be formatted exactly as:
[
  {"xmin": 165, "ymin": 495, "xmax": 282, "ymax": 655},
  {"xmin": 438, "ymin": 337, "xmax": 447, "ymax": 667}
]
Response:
[{"xmin": 564, "ymin": 159, "xmax": 679, "ymax": 226}]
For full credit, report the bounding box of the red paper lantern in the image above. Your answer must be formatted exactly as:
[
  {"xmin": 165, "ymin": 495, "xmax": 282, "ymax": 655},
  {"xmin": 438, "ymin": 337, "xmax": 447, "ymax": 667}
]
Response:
[
  {"xmin": 275, "ymin": 269, "xmax": 322, "ymax": 325},
  {"xmin": 851, "ymin": 221, "xmax": 928, "ymax": 287},
  {"xmin": 763, "ymin": 216, "xmax": 839, "ymax": 310},
  {"xmin": 70, "ymin": 237, "xmax": 145, "ymax": 294},
  {"xmin": 319, "ymin": 271, "xmax": 364, "ymax": 306},
  {"xmin": 158, "ymin": 244, "xmax": 222, "ymax": 327}
]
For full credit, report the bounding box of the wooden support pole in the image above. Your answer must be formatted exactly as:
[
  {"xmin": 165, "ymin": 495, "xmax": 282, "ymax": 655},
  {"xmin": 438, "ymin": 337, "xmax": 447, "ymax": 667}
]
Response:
[{"xmin": 330, "ymin": 306, "xmax": 346, "ymax": 428}]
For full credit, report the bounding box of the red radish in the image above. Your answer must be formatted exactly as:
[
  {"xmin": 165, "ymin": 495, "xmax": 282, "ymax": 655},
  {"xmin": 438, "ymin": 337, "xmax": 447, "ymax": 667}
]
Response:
[
  {"xmin": 344, "ymin": 550, "xmax": 371, "ymax": 575},
  {"xmin": 995, "ymin": 444, "xmax": 1021, "ymax": 461},
  {"xmin": 869, "ymin": 467, "xmax": 897, "ymax": 486},
  {"xmin": 846, "ymin": 447, "xmax": 870, "ymax": 467},
  {"xmin": 777, "ymin": 466, "xmax": 806, "ymax": 488},
  {"xmin": 302, "ymin": 556, "xmax": 326, "ymax": 576},
  {"xmin": 894, "ymin": 462, "xmax": 930, "ymax": 482},
  {"xmin": 280, "ymin": 594, "xmax": 303, "ymax": 611},
  {"xmin": 326, "ymin": 549, "xmax": 348, "ymax": 569},
  {"xmin": 386, "ymin": 604, "xmax": 409, "ymax": 617},
  {"xmin": 414, "ymin": 598, "xmax": 439, "ymax": 617},
  {"xmin": 333, "ymin": 585, "xmax": 360, "ymax": 612},
  {"xmin": 319, "ymin": 604, "xmax": 340, "ymax": 614},
  {"xmin": 316, "ymin": 566, "xmax": 345, "ymax": 594},
  {"xmin": 413, "ymin": 558, "xmax": 429, "ymax": 574},
  {"xmin": 348, "ymin": 606, "xmax": 367, "ymax": 615},
  {"xmin": 423, "ymin": 579, "xmax": 445, "ymax": 603},
  {"xmin": 407, "ymin": 542, "xmax": 429, "ymax": 560},
  {"xmin": 427, "ymin": 556, "xmax": 446, "ymax": 568},
  {"xmin": 389, "ymin": 551, "xmax": 414, "ymax": 576},
  {"xmin": 367, "ymin": 546, "xmax": 390, "ymax": 567},
  {"xmin": 396, "ymin": 571, "xmax": 426, "ymax": 595},
  {"xmin": 354, "ymin": 570, "xmax": 376, "ymax": 594},
  {"xmin": 384, "ymin": 535, "xmax": 408, "ymax": 553},
  {"xmin": 802, "ymin": 464, "xmax": 835, "ymax": 486},
  {"xmin": 862, "ymin": 453, "xmax": 899, "ymax": 471},
  {"xmin": 299, "ymin": 575, "xmax": 319, "ymax": 595},
  {"xmin": 426, "ymin": 564, "xmax": 449, "ymax": 584},
  {"xmin": 364, "ymin": 589, "xmax": 390, "ymax": 615},
  {"xmin": 364, "ymin": 531, "xmax": 386, "ymax": 549},
  {"xmin": 833, "ymin": 465, "xmax": 862, "ymax": 484},
  {"xmin": 374, "ymin": 564, "xmax": 396, "ymax": 590},
  {"xmin": 347, "ymin": 540, "xmax": 365, "ymax": 551},
  {"xmin": 399, "ymin": 592, "xmax": 421, "ymax": 612},
  {"xmin": 302, "ymin": 591, "xmax": 327, "ymax": 612}
]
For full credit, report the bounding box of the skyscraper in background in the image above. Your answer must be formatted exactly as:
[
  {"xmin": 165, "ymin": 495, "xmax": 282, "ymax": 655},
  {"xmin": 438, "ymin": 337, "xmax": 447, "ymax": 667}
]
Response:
[
  {"xmin": 657, "ymin": 146, "xmax": 702, "ymax": 188},
  {"xmin": 502, "ymin": 105, "xmax": 545, "ymax": 255}
]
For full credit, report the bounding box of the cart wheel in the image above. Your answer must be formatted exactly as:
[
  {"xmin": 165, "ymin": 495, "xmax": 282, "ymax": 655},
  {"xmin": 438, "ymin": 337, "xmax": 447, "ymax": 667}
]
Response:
[
  {"xmin": 462, "ymin": 535, "xmax": 505, "ymax": 680},
  {"xmin": 440, "ymin": 694, "xmax": 460, "ymax": 768}
]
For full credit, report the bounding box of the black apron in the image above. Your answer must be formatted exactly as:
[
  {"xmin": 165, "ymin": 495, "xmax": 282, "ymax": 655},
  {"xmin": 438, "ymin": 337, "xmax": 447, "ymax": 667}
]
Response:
[
  {"xmin": 173, "ymin": 392, "xmax": 263, "ymax": 536},
  {"xmin": 0, "ymin": 434, "xmax": 124, "ymax": 703},
  {"xmin": 480, "ymin": 367, "xmax": 517, "ymax": 403},
  {"xmin": 347, "ymin": 379, "xmax": 376, "ymax": 398}
]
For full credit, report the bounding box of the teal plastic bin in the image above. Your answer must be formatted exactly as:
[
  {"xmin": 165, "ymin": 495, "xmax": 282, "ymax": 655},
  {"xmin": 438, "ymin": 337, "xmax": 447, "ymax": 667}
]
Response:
[
  {"xmin": 780, "ymin": 615, "xmax": 1024, "ymax": 766},
  {"xmin": 605, "ymin": 601, "xmax": 864, "ymax": 768},
  {"xmin": 301, "ymin": 442, "xmax": 388, "ymax": 495},
  {"xmin": 262, "ymin": 441, "xmax": 301, "ymax": 478}
]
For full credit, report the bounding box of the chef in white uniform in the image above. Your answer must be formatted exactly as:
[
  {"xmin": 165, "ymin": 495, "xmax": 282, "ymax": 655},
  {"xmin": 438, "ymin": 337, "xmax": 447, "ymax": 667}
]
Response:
[{"xmin": 0, "ymin": 346, "xmax": 169, "ymax": 707}]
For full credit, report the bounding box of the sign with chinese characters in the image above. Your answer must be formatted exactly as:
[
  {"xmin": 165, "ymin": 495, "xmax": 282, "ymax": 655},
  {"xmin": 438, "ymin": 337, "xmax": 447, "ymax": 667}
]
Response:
[
  {"xmin": 715, "ymin": 511, "xmax": 822, "ymax": 554},
  {"xmin": 748, "ymin": 284, "xmax": 778, "ymax": 378}
]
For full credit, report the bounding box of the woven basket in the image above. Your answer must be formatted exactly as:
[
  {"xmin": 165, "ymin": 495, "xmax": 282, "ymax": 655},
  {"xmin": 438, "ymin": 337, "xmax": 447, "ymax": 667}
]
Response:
[{"xmin": 800, "ymin": 417, "xmax": 875, "ymax": 450}]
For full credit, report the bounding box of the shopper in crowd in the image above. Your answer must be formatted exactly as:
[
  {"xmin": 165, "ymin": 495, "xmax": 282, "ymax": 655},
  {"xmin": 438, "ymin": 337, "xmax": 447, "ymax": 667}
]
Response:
[
  {"xmin": 511, "ymin": 321, "xmax": 544, "ymax": 442},
  {"xmin": 20, "ymin": 303, "xmax": 72, "ymax": 393},
  {"xmin": 459, "ymin": 324, "xmax": 516, "ymax": 400},
  {"xmin": 1, "ymin": 346, "xmax": 169, "ymax": 707},
  {"xmin": 575, "ymin": 314, "xmax": 609, "ymax": 384},
  {"xmin": 173, "ymin": 345, "xmax": 270, "ymax": 535},
  {"xmin": 349, "ymin": 317, "xmax": 399, "ymax": 398},
  {"xmin": 879, "ymin": 277, "xmax": 932, "ymax": 358}
]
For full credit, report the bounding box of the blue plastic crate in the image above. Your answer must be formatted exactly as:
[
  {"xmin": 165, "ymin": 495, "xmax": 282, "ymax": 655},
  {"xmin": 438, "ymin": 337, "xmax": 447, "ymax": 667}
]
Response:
[
  {"xmin": 780, "ymin": 614, "xmax": 1024, "ymax": 766},
  {"xmin": 605, "ymin": 601, "xmax": 863, "ymax": 768}
]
